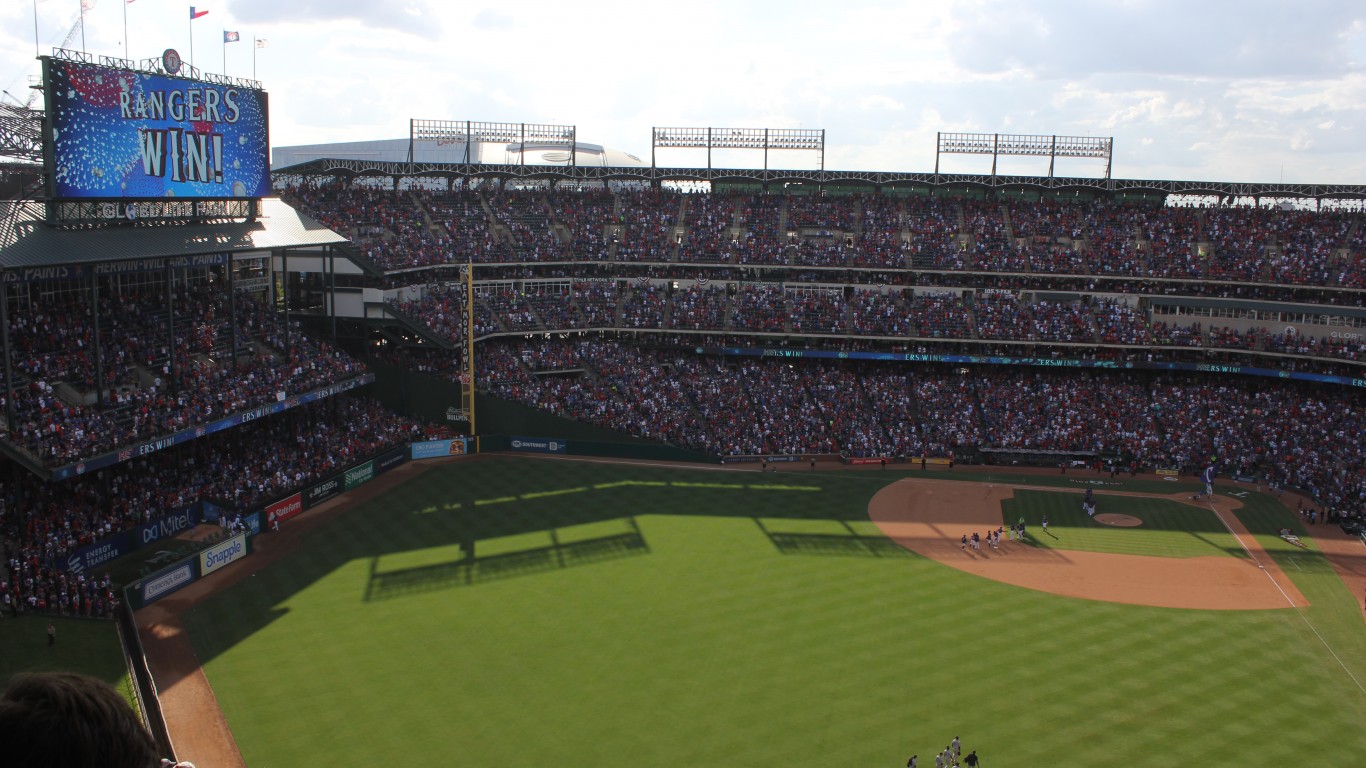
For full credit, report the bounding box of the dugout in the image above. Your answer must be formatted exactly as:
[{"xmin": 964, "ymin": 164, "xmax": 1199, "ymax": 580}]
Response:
[{"xmin": 977, "ymin": 447, "xmax": 1112, "ymax": 469}]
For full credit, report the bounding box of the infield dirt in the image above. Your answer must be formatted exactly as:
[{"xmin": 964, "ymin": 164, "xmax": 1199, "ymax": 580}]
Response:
[{"xmin": 866, "ymin": 477, "xmax": 1308, "ymax": 610}]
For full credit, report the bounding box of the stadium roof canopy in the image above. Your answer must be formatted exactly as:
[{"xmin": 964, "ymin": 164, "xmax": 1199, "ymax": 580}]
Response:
[
  {"xmin": 270, "ymin": 159, "xmax": 1366, "ymax": 201},
  {"xmin": 0, "ymin": 198, "xmax": 347, "ymax": 270}
]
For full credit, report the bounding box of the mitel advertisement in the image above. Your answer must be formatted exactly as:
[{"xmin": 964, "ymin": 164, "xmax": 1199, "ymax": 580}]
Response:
[
  {"xmin": 200, "ymin": 533, "xmax": 248, "ymax": 576},
  {"xmin": 42, "ymin": 57, "xmax": 270, "ymax": 200},
  {"xmin": 509, "ymin": 436, "xmax": 567, "ymax": 454},
  {"xmin": 134, "ymin": 506, "xmax": 198, "ymax": 547}
]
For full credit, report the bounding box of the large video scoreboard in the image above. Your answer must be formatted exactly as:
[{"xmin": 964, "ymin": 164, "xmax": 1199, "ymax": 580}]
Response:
[{"xmin": 41, "ymin": 54, "xmax": 269, "ymax": 219}]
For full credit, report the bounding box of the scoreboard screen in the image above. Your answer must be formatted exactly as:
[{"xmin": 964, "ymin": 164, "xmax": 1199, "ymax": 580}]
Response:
[{"xmin": 43, "ymin": 57, "xmax": 270, "ymax": 201}]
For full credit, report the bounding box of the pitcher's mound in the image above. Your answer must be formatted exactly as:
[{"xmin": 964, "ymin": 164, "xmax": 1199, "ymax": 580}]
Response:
[{"xmin": 1095, "ymin": 513, "xmax": 1143, "ymax": 527}]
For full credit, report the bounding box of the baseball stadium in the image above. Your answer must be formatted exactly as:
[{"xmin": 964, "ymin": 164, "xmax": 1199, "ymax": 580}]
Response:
[{"xmin": 2, "ymin": 39, "xmax": 1366, "ymax": 768}]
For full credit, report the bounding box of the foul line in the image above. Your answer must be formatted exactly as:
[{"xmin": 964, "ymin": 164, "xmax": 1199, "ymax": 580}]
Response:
[{"xmin": 1205, "ymin": 498, "xmax": 1366, "ymax": 695}]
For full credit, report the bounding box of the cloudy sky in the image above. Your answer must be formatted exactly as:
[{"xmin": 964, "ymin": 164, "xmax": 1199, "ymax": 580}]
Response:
[{"xmin": 4, "ymin": 0, "xmax": 1364, "ymax": 184}]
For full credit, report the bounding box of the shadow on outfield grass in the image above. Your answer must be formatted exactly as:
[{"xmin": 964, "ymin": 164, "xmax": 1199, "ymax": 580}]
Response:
[
  {"xmin": 364, "ymin": 517, "xmax": 650, "ymax": 602},
  {"xmin": 754, "ymin": 519, "xmax": 917, "ymax": 559}
]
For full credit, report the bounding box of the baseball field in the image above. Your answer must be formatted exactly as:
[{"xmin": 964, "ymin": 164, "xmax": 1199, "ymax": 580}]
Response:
[{"xmin": 150, "ymin": 458, "xmax": 1366, "ymax": 765}]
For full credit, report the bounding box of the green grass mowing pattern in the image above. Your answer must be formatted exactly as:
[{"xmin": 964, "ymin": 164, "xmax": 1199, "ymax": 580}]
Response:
[
  {"xmin": 183, "ymin": 460, "xmax": 1366, "ymax": 767},
  {"xmin": 0, "ymin": 616, "xmax": 135, "ymax": 707},
  {"xmin": 1002, "ymin": 489, "xmax": 1246, "ymax": 559},
  {"xmin": 1221, "ymin": 489, "xmax": 1366, "ymax": 690}
]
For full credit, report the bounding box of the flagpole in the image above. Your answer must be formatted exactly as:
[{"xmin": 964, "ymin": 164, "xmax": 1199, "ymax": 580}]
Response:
[
  {"xmin": 222, "ymin": 29, "xmax": 226, "ymax": 74},
  {"xmin": 123, "ymin": 0, "xmax": 129, "ymax": 59},
  {"xmin": 189, "ymin": 11, "xmax": 194, "ymax": 69},
  {"xmin": 79, "ymin": 0, "xmax": 86, "ymax": 54},
  {"xmin": 252, "ymin": 37, "xmax": 256, "ymax": 81},
  {"xmin": 32, "ymin": 0, "xmax": 39, "ymax": 57}
]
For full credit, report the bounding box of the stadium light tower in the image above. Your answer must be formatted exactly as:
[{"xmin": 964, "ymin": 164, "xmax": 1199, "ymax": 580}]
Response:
[
  {"xmin": 409, "ymin": 119, "xmax": 577, "ymax": 166},
  {"xmin": 652, "ymin": 127, "xmax": 825, "ymax": 171},
  {"xmin": 935, "ymin": 132, "xmax": 1113, "ymax": 179}
]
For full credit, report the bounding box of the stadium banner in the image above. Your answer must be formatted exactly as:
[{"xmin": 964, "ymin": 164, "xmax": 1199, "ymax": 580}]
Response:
[
  {"xmin": 243, "ymin": 511, "xmax": 262, "ymax": 537},
  {"xmin": 140, "ymin": 562, "xmax": 196, "ymax": 605},
  {"xmin": 723, "ymin": 454, "xmax": 823, "ymax": 465},
  {"xmin": 265, "ymin": 492, "xmax": 303, "ymax": 528},
  {"xmin": 410, "ymin": 437, "xmax": 470, "ymax": 460},
  {"xmin": 1232, "ymin": 474, "xmax": 1258, "ymax": 484},
  {"xmin": 42, "ymin": 57, "xmax": 271, "ymax": 200},
  {"xmin": 64, "ymin": 531, "xmax": 133, "ymax": 575},
  {"xmin": 2, "ymin": 265, "xmax": 91, "ymax": 284},
  {"xmin": 303, "ymin": 474, "xmax": 343, "ymax": 510},
  {"xmin": 1155, "ymin": 468, "xmax": 1180, "ymax": 477},
  {"xmin": 93, "ymin": 254, "xmax": 230, "ymax": 277},
  {"xmin": 199, "ymin": 533, "xmax": 248, "ymax": 576},
  {"xmin": 344, "ymin": 460, "xmax": 376, "ymax": 490},
  {"xmin": 201, "ymin": 498, "xmax": 224, "ymax": 523},
  {"xmin": 696, "ymin": 346, "xmax": 1366, "ymax": 390},
  {"xmin": 50, "ymin": 374, "xmax": 375, "ymax": 480},
  {"xmin": 844, "ymin": 457, "xmax": 888, "ymax": 466},
  {"xmin": 134, "ymin": 506, "xmax": 199, "ymax": 548},
  {"xmin": 509, "ymin": 436, "xmax": 567, "ymax": 454},
  {"xmin": 374, "ymin": 445, "xmax": 408, "ymax": 476}
]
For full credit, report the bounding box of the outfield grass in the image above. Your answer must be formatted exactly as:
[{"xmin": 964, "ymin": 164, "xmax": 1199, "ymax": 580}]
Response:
[
  {"xmin": 183, "ymin": 460, "xmax": 1366, "ymax": 767},
  {"xmin": 0, "ymin": 616, "xmax": 135, "ymax": 706},
  {"xmin": 1002, "ymin": 490, "xmax": 1247, "ymax": 559}
]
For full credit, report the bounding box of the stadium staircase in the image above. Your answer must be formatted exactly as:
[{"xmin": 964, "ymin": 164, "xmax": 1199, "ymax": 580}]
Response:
[{"xmin": 667, "ymin": 196, "xmax": 688, "ymax": 263}]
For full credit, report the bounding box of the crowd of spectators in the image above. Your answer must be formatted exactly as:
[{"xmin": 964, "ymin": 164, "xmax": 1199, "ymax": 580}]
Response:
[
  {"xmin": 426, "ymin": 281, "xmax": 1362, "ymax": 367},
  {"xmin": 475, "ymin": 338, "xmax": 1365, "ymax": 514},
  {"xmin": 2, "ymin": 284, "xmax": 368, "ymax": 467},
  {"xmin": 286, "ymin": 184, "xmax": 1365, "ymax": 294},
  {"xmin": 0, "ymin": 394, "xmax": 445, "ymax": 619},
  {"xmin": 667, "ymin": 285, "xmax": 729, "ymax": 331}
]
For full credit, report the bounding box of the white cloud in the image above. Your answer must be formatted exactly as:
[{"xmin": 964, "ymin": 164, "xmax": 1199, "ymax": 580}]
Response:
[{"xmin": 2, "ymin": 1, "xmax": 1364, "ymax": 183}]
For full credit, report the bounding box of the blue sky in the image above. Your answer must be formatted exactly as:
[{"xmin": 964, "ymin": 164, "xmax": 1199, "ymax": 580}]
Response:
[{"xmin": 4, "ymin": 0, "xmax": 1364, "ymax": 183}]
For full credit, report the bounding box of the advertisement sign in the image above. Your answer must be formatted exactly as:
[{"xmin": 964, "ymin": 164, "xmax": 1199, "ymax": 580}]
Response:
[
  {"xmin": 410, "ymin": 437, "xmax": 470, "ymax": 460},
  {"xmin": 845, "ymin": 457, "xmax": 887, "ymax": 466},
  {"xmin": 51, "ymin": 374, "xmax": 375, "ymax": 480},
  {"xmin": 265, "ymin": 492, "xmax": 303, "ymax": 527},
  {"xmin": 344, "ymin": 460, "xmax": 375, "ymax": 490},
  {"xmin": 243, "ymin": 511, "xmax": 262, "ymax": 537},
  {"xmin": 134, "ymin": 507, "xmax": 198, "ymax": 547},
  {"xmin": 699, "ymin": 346, "xmax": 1366, "ymax": 390},
  {"xmin": 141, "ymin": 563, "xmax": 195, "ymax": 603},
  {"xmin": 43, "ymin": 57, "xmax": 270, "ymax": 200},
  {"xmin": 65, "ymin": 532, "xmax": 132, "ymax": 575},
  {"xmin": 303, "ymin": 475, "xmax": 342, "ymax": 510},
  {"xmin": 200, "ymin": 533, "xmax": 247, "ymax": 576},
  {"xmin": 509, "ymin": 436, "xmax": 567, "ymax": 454},
  {"xmin": 374, "ymin": 445, "xmax": 408, "ymax": 476}
]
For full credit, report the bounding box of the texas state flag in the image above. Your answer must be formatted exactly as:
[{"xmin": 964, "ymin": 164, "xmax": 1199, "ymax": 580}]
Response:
[{"xmin": 190, "ymin": 6, "xmax": 209, "ymax": 19}]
